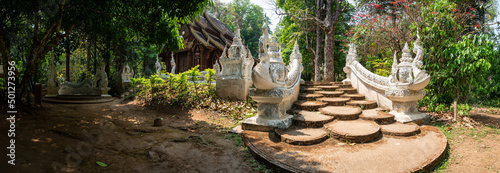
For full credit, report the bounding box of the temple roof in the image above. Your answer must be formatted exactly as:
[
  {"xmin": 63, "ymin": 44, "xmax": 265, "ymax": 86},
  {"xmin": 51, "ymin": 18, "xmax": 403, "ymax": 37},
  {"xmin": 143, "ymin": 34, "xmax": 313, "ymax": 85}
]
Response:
[{"xmin": 179, "ymin": 11, "xmax": 234, "ymax": 52}]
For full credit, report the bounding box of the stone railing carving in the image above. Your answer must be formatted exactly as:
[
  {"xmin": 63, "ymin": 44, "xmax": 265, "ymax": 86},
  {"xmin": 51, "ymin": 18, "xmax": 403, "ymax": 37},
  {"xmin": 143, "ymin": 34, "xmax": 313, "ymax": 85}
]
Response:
[
  {"xmin": 58, "ymin": 64, "xmax": 111, "ymax": 98},
  {"xmin": 242, "ymin": 21, "xmax": 303, "ymax": 131},
  {"xmin": 214, "ymin": 27, "xmax": 255, "ymax": 100},
  {"xmin": 343, "ymin": 34, "xmax": 431, "ymax": 124}
]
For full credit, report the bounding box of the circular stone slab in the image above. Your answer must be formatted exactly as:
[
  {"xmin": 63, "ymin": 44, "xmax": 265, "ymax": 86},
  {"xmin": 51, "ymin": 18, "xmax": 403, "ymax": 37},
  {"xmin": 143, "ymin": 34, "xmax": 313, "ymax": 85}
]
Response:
[
  {"xmin": 316, "ymin": 97, "xmax": 351, "ymax": 106},
  {"xmin": 359, "ymin": 109, "xmax": 395, "ymax": 125},
  {"xmin": 300, "ymin": 87, "xmax": 321, "ymax": 93},
  {"xmin": 294, "ymin": 101, "xmax": 328, "ymax": 111},
  {"xmin": 337, "ymin": 88, "xmax": 358, "ymax": 94},
  {"xmin": 324, "ymin": 119, "xmax": 381, "ymax": 143},
  {"xmin": 293, "ymin": 110, "xmax": 335, "ymax": 128},
  {"xmin": 319, "ymin": 106, "xmax": 362, "ymax": 120},
  {"xmin": 316, "ymin": 85, "xmax": 339, "ymax": 91},
  {"xmin": 298, "ymin": 93, "xmax": 324, "ymax": 101},
  {"xmin": 317, "ymin": 91, "xmax": 344, "ymax": 97},
  {"xmin": 380, "ymin": 122, "xmax": 421, "ymax": 136},
  {"xmin": 346, "ymin": 100, "xmax": 378, "ymax": 109},
  {"xmin": 275, "ymin": 127, "xmax": 329, "ymax": 145},
  {"xmin": 339, "ymin": 84, "xmax": 352, "ymax": 88},
  {"xmin": 340, "ymin": 94, "xmax": 365, "ymax": 100},
  {"xmin": 242, "ymin": 126, "xmax": 447, "ymax": 172}
]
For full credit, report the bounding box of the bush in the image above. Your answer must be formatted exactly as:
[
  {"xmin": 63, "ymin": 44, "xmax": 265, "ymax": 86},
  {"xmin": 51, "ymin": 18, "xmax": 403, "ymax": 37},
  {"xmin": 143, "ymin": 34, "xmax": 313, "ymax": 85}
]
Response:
[{"xmin": 130, "ymin": 68, "xmax": 256, "ymax": 122}]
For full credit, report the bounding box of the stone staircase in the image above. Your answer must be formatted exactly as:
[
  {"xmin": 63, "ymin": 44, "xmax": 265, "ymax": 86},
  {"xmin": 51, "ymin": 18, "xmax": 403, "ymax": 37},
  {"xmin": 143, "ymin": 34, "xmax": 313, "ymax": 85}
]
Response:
[{"xmin": 276, "ymin": 81, "xmax": 421, "ymax": 145}]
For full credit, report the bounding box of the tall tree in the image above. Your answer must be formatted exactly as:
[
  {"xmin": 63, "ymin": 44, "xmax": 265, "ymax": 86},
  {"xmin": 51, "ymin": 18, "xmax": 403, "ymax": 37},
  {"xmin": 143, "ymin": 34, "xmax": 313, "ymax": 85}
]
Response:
[
  {"xmin": 0, "ymin": 0, "xmax": 211, "ymax": 100},
  {"xmin": 278, "ymin": 0, "xmax": 350, "ymax": 82}
]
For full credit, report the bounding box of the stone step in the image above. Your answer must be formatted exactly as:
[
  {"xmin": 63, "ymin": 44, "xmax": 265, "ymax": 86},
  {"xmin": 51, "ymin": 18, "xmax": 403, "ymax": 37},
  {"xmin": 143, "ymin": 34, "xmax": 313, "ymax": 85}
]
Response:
[
  {"xmin": 315, "ymin": 85, "xmax": 339, "ymax": 91},
  {"xmin": 316, "ymin": 97, "xmax": 351, "ymax": 106},
  {"xmin": 336, "ymin": 88, "xmax": 358, "ymax": 94},
  {"xmin": 380, "ymin": 122, "xmax": 420, "ymax": 136},
  {"xmin": 340, "ymin": 94, "xmax": 365, "ymax": 100},
  {"xmin": 359, "ymin": 109, "xmax": 395, "ymax": 125},
  {"xmin": 329, "ymin": 82, "xmax": 344, "ymax": 85},
  {"xmin": 300, "ymin": 87, "xmax": 322, "ymax": 94},
  {"xmin": 339, "ymin": 84, "xmax": 352, "ymax": 88},
  {"xmin": 275, "ymin": 126, "xmax": 329, "ymax": 145},
  {"xmin": 298, "ymin": 93, "xmax": 324, "ymax": 101},
  {"xmin": 316, "ymin": 91, "xmax": 344, "ymax": 97},
  {"xmin": 313, "ymin": 82, "xmax": 332, "ymax": 86},
  {"xmin": 324, "ymin": 119, "xmax": 381, "ymax": 143},
  {"xmin": 319, "ymin": 106, "xmax": 362, "ymax": 120},
  {"xmin": 292, "ymin": 110, "xmax": 335, "ymax": 128},
  {"xmin": 294, "ymin": 101, "xmax": 328, "ymax": 111},
  {"xmin": 346, "ymin": 100, "xmax": 378, "ymax": 110}
]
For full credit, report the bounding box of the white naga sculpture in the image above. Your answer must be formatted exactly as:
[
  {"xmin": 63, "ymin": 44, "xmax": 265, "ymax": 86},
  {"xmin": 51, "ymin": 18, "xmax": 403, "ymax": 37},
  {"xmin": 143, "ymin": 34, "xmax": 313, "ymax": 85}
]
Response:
[
  {"xmin": 122, "ymin": 63, "xmax": 134, "ymax": 83},
  {"xmin": 58, "ymin": 63, "xmax": 111, "ymax": 98},
  {"xmin": 170, "ymin": 52, "xmax": 176, "ymax": 74},
  {"xmin": 343, "ymin": 34, "xmax": 430, "ymax": 124},
  {"xmin": 242, "ymin": 21, "xmax": 303, "ymax": 131},
  {"xmin": 45, "ymin": 51, "xmax": 59, "ymax": 97},
  {"xmin": 214, "ymin": 27, "xmax": 254, "ymax": 100}
]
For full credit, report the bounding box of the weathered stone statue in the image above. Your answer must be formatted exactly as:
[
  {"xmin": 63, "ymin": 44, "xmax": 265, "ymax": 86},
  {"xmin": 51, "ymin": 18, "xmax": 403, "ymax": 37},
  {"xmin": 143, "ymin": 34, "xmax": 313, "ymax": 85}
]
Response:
[
  {"xmin": 155, "ymin": 57, "xmax": 162, "ymax": 75},
  {"xmin": 242, "ymin": 21, "xmax": 303, "ymax": 132},
  {"xmin": 170, "ymin": 52, "xmax": 176, "ymax": 74},
  {"xmin": 215, "ymin": 27, "xmax": 254, "ymax": 100},
  {"xmin": 45, "ymin": 51, "xmax": 59, "ymax": 97},
  {"xmin": 122, "ymin": 63, "xmax": 134, "ymax": 83},
  {"xmin": 95, "ymin": 64, "xmax": 111, "ymax": 98}
]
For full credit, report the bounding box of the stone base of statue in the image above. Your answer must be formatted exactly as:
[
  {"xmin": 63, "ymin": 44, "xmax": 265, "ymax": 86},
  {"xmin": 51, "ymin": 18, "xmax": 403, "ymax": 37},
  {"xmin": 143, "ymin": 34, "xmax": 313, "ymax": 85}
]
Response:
[
  {"xmin": 385, "ymin": 88, "xmax": 430, "ymax": 125},
  {"xmin": 216, "ymin": 78, "xmax": 252, "ymax": 100},
  {"xmin": 45, "ymin": 86, "xmax": 59, "ymax": 98},
  {"xmin": 242, "ymin": 88, "xmax": 294, "ymax": 132},
  {"xmin": 101, "ymin": 87, "xmax": 112, "ymax": 98}
]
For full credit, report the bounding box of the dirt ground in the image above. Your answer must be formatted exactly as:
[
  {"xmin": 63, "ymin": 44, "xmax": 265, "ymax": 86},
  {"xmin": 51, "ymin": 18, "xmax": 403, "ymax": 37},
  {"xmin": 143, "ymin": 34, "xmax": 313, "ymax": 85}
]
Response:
[
  {"xmin": 439, "ymin": 111, "xmax": 500, "ymax": 173},
  {"xmin": 2, "ymin": 98, "xmax": 500, "ymax": 173},
  {"xmin": 1, "ymin": 98, "xmax": 258, "ymax": 173}
]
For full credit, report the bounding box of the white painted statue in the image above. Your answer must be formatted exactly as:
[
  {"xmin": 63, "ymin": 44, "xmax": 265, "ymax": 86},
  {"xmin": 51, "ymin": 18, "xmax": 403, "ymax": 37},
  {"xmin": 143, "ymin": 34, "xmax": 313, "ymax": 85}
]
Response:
[
  {"xmin": 45, "ymin": 50, "xmax": 59, "ymax": 97},
  {"xmin": 242, "ymin": 20, "xmax": 303, "ymax": 132},
  {"xmin": 170, "ymin": 52, "xmax": 176, "ymax": 74}
]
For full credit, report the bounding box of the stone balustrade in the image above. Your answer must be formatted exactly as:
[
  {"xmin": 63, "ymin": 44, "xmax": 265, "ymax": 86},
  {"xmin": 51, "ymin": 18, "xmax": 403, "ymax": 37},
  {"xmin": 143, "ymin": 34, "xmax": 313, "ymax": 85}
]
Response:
[{"xmin": 343, "ymin": 35, "xmax": 430, "ymax": 124}]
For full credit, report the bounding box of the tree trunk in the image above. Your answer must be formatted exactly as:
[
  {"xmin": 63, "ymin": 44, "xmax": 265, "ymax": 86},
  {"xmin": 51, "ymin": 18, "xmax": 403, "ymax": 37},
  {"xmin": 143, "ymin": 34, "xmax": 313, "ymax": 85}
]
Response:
[
  {"xmin": 86, "ymin": 36, "xmax": 91, "ymax": 71},
  {"xmin": 314, "ymin": 0, "xmax": 322, "ymax": 82},
  {"xmin": 65, "ymin": 44, "xmax": 70, "ymax": 81},
  {"xmin": 323, "ymin": 29, "xmax": 335, "ymax": 82}
]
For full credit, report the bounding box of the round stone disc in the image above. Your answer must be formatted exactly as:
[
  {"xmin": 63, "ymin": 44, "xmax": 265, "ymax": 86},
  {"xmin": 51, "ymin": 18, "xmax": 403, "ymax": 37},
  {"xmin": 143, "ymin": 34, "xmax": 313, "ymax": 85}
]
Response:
[
  {"xmin": 380, "ymin": 122, "xmax": 420, "ymax": 136},
  {"xmin": 340, "ymin": 94, "xmax": 365, "ymax": 100},
  {"xmin": 324, "ymin": 119, "xmax": 381, "ymax": 143},
  {"xmin": 346, "ymin": 100, "xmax": 378, "ymax": 109},
  {"xmin": 317, "ymin": 97, "xmax": 351, "ymax": 106},
  {"xmin": 293, "ymin": 110, "xmax": 335, "ymax": 128},
  {"xmin": 337, "ymin": 88, "xmax": 358, "ymax": 94},
  {"xmin": 294, "ymin": 101, "xmax": 328, "ymax": 111},
  {"xmin": 316, "ymin": 85, "xmax": 339, "ymax": 91},
  {"xmin": 276, "ymin": 127, "xmax": 329, "ymax": 145},
  {"xmin": 359, "ymin": 109, "xmax": 395, "ymax": 124},
  {"xmin": 299, "ymin": 93, "xmax": 324, "ymax": 101},
  {"xmin": 319, "ymin": 106, "xmax": 362, "ymax": 120},
  {"xmin": 317, "ymin": 91, "xmax": 344, "ymax": 97}
]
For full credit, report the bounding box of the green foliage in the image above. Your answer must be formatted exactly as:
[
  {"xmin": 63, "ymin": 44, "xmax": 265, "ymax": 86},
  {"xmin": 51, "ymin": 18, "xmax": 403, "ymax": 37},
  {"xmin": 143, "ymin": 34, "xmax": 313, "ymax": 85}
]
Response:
[
  {"xmin": 364, "ymin": 54, "xmax": 392, "ymax": 77},
  {"xmin": 207, "ymin": 0, "xmax": 269, "ymax": 58},
  {"xmin": 131, "ymin": 72, "xmax": 257, "ymax": 122},
  {"xmin": 204, "ymin": 68, "xmax": 215, "ymax": 89},
  {"xmin": 421, "ymin": 34, "xmax": 494, "ymax": 110}
]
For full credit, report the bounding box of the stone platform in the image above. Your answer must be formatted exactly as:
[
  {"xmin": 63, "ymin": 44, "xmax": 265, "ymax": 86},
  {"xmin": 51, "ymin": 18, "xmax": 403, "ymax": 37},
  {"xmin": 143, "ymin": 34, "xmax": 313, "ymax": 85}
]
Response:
[
  {"xmin": 43, "ymin": 96, "xmax": 116, "ymax": 104},
  {"xmin": 242, "ymin": 126, "xmax": 447, "ymax": 172}
]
